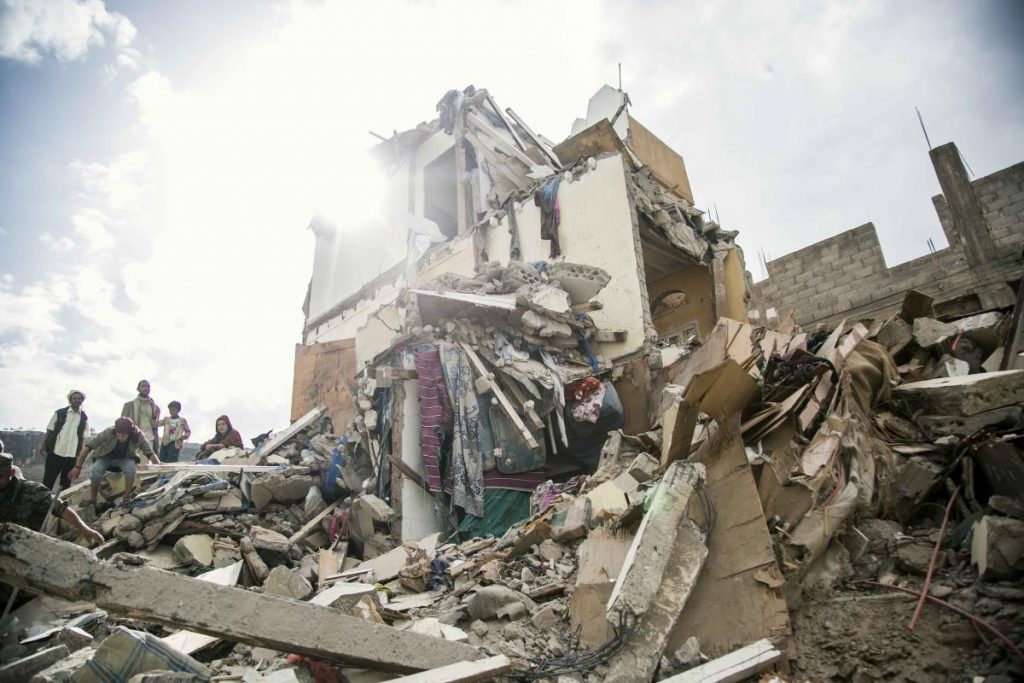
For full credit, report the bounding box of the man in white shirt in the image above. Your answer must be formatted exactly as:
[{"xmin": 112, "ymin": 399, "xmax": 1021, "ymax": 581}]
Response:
[{"xmin": 37, "ymin": 390, "xmax": 89, "ymax": 489}]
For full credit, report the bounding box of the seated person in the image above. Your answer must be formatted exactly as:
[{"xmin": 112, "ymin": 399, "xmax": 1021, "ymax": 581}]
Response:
[
  {"xmin": 69, "ymin": 417, "xmax": 160, "ymax": 512},
  {"xmin": 196, "ymin": 415, "xmax": 244, "ymax": 460}
]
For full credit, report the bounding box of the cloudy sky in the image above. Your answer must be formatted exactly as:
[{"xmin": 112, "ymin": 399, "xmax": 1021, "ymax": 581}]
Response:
[{"xmin": 1, "ymin": 1, "xmax": 1022, "ymax": 440}]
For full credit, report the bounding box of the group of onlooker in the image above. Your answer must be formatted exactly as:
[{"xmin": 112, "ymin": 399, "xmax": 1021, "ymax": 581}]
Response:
[{"xmin": 34, "ymin": 380, "xmax": 245, "ymax": 512}]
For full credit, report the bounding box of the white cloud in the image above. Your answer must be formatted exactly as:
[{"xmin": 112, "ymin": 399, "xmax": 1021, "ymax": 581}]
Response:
[
  {"xmin": 38, "ymin": 232, "xmax": 74, "ymax": 251},
  {"xmin": 0, "ymin": 226, "xmax": 8, "ymax": 236},
  {"xmin": 71, "ymin": 208, "xmax": 115, "ymax": 250},
  {"xmin": 0, "ymin": 0, "xmax": 137, "ymax": 68}
]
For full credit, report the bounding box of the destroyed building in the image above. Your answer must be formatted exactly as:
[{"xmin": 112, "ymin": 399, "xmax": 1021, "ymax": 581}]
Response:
[{"xmin": 1, "ymin": 84, "xmax": 1023, "ymax": 683}]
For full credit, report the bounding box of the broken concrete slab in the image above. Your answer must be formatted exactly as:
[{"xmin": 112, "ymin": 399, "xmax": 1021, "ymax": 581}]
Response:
[
  {"xmin": 249, "ymin": 526, "xmax": 291, "ymax": 554},
  {"xmin": 545, "ymin": 262, "xmax": 611, "ymax": 304},
  {"xmin": 891, "ymin": 370, "xmax": 1024, "ymax": 416},
  {"xmin": 0, "ymin": 524, "xmax": 480, "ymax": 672},
  {"xmin": 607, "ymin": 460, "xmax": 705, "ymax": 624},
  {"xmin": 263, "ymin": 566, "xmax": 313, "ymax": 601},
  {"xmin": 0, "ymin": 645, "xmax": 69, "ymax": 680},
  {"xmin": 971, "ymin": 515, "xmax": 1024, "ymax": 580},
  {"xmin": 603, "ymin": 517, "xmax": 707, "ymax": 682},
  {"xmin": 26, "ymin": 644, "xmax": 92, "ymax": 683},
  {"xmin": 304, "ymin": 486, "xmax": 327, "ymax": 519},
  {"xmin": 311, "ymin": 581, "xmax": 377, "ymax": 610},
  {"xmin": 356, "ymin": 494, "xmax": 397, "ymax": 523},
  {"xmin": 892, "ymin": 456, "xmax": 945, "ymax": 522},
  {"xmin": 918, "ymin": 405, "xmax": 1022, "ymax": 437},
  {"xmin": 173, "ymin": 534, "xmax": 214, "ymax": 568},
  {"xmin": 912, "ymin": 317, "xmax": 959, "ymax": 347}
]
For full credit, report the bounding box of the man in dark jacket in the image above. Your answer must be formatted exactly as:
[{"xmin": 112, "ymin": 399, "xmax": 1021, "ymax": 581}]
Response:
[
  {"xmin": 37, "ymin": 389, "xmax": 89, "ymax": 490},
  {"xmin": 69, "ymin": 417, "xmax": 160, "ymax": 511},
  {"xmin": 0, "ymin": 453, "xmax": 102, "ymax": 544}
]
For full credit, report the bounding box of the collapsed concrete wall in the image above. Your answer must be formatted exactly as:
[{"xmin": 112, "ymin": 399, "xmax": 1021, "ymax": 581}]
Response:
[{"xmin": 749, "ymin": 143, "xmax": 1024, "ymax": 328}]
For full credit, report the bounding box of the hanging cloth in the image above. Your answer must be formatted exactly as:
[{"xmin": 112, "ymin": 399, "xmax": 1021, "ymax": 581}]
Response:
[{"xmin": 534, "ymin": 175, "xmax": 562, "ymax": 258}]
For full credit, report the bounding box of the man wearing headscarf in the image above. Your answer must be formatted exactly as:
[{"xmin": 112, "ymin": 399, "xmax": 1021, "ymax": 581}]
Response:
[
  {"xmin": 70, "ymin": 417, "xmax": 161, "ymax": 511},
  {"xmin": 122, "ymin": 379, "xmax": 160, "ymax": 447},
  {"xmin": 37, "ymin": 389, "xmax": 89, "ymax": 490}
]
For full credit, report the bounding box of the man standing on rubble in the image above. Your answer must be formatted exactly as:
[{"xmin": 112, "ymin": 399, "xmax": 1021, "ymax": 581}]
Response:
[
  {"xmin": 122, "ymin": 379, "xmax": 160, "ymax": 447},
  {"xmin": 0, "ymin": 453, "xmax": 103, "ymax": 544},
  {"xmin": 37, "ymin": 389, "xmax": 89, "ymax": 490},
  {"xmin": 69, "ymin": 417, "xmax": 161, "ymax": 512}
]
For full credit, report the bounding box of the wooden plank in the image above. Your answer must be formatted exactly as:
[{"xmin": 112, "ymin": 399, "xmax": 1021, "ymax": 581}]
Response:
[
  {"xmin": 505, "ymin": 107, "xmax": 562, "ymax": 168},
  {"xmin": 380, "ymin": 654, "xmax": 515, "ymax": 683},
  {"xmin": 291, "ymin": 339, "xmax": 357, "ymax": 430},
  {"xmin": 484, "ymin": 94, "xmax": 527, "ymax": 152},
  {"xmin": 252, "ymin": 406, "xmax": 326, "ymax": 460},
  {"xmin": 288, "ymin": 500, "xmax": 340, "ymax": 544},
  {"xmin": 660, "ymin": 639, "xmax": 782, "ymax": 683},
  {"xmin": 465, "ymin": 111, "xmax": 537, "ymax": 169},
  {"xmin": 138, "ymin": 464, "xmax": 286, "ymax": 473},
  {"xmin": 458, "ymin": 341, "xmax": 539, "ymax": 450},
  {"xmin": 0, "ymin": 524, "xmax": 480, "ymax": 673}
]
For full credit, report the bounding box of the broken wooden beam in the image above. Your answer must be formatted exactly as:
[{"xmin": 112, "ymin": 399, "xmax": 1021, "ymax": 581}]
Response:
[
  {"xmin": 380, "ymin": 654, "xmax": 516, "ymax": 683},
  {"xmin": 459, "ymin": 340, "xmax": 539, "ymax": 450},
  {"xmin": 0, "ymin": 524, "xmax": 479, "ymax": 673},
  {"xmin": 250, "ymin": 405, "xmax": 326, "ymax": 460},
  {"xmin": 288, "ymin": 500, "xmax": 340, "ymax": 544},
  {"xmin": 659, "ymin": 638, "xmax": 783, "ymax": 682}
]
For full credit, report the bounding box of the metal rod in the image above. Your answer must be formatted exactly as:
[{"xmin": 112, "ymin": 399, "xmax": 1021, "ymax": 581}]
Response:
[{"xmin": 915, "ymin": 106, "xmax": 932, "ymax": 150}]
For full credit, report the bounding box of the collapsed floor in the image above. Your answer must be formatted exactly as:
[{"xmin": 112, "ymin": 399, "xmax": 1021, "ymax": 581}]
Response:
[{"xmin": 1, "ymin": 284, "xmax": 1023, "ymax": 683}]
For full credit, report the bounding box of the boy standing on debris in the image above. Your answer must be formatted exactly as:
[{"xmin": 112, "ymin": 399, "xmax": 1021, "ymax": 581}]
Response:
[
  {"xmin": 37, "ymin": 389, "xmax": 89, "ymax": 489},
  {"xmin": 122, "ymin": 379, "xmax": 160, "ymax": 447},
  {"xmin": 158, "ymin": 401, "xmax": 191, "ymax": 463},
  {"xmin": 69, "ymin": 417, "xmax": 161, "ymax": 512}
]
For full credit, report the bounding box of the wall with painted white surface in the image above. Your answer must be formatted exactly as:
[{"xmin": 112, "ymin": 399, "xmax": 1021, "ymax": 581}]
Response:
[{"xmin": 482, "ymin": 155, "xmax": 648, "ymax": 359}]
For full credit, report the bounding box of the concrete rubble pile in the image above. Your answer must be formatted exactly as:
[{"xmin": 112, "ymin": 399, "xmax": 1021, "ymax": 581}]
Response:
[
  {"xmin": 3, "ymin": 285, "xmax": 1022, "ymax": 682},
  {"xmin": 1, "ymin": 84, "xmax": 1022, "ymax": 681}
]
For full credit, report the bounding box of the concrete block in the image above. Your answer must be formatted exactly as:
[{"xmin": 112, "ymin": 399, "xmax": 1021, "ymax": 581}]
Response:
[
  {"xmin": 27, "ymin": 645, "xmax": 92, "ymax": 683},
  {"xmin": 892, "ymin": 370, "xmax": 1024, "ymax": 416},
  {"xmin": 0, "ymin": 645, "xmax": 69, "ymax": 680},
  {"xmin": 972, "ymin": 515, "xmax": 1024, "ymax": 580},
  {"xmin": 263, "ymin": 566, "xmax": 313, "ymax": 600},
  {"xmin": 249, "ymin": 526, "xmax": 291, "ymax": 554},
  {"xmin": 919, "ymin": 406, "xmax": 1022, "ymax": 437},
  {"xmin": 173, "ymin": 534, "xmax": 214, "ymax": 568}
]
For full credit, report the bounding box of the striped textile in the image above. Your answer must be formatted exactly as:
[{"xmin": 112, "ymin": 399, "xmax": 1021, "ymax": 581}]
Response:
[
  {"xmin": 71, "ymin": 626, "xmax": 211, "ymax": 683},
  {"xmin": 413, "ymin": 348, "xmax": 453, "ymax": 491}
]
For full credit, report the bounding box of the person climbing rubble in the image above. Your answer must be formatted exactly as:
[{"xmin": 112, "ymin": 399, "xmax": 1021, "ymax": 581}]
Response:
[{"xmin": 69, "ymin": 417, "xmax": 160, "ymax": 513}]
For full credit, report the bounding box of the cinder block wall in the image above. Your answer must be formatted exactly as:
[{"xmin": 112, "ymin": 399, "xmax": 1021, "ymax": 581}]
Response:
[{"xmin": 749, "ymin": 152, "xmax": 1024, "ymax": 328}]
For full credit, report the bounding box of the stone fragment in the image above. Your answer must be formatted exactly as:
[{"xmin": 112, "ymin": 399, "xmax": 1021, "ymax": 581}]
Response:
[
  {"xmin": 989, "ymin": 495, "xmax": 1024, "ymax": 519},
  {"xmin": 173, "ymin": 535, "xmax": 213, "ymax": 567},
  {"xmin": 304, "ymin": 486, "xmax": 326, "ymax": 519},
  {"xmin": 531, "ymin": 604, "xmax": 561, "ymax": 629},
  {"xmin": 517, "ymin": 283, "xmax": 571, "ymax": 315},
  {"xmin": 27, "ymin": 645, "xmax": 92, "ymax": 683},
  {"xmin": 537, "ymin": 539, "xmax": 564, "ymax": 562},
  {"xmin": 912, "ymin": 317, "xmax": 958, "ymax": 347},
  {"xmin": 249, "ymin": 526, "xmax": 290, "ymax": 554},
  {"xmin": 549, "ymin": 498, "xmax": 589, "ymax": 542},
  {"xmin": 891, "ymin": 456, "xmax": 944, "ymax": 521},
  {"xmin": 971, "ymin": 515, "xmax": 1024, "ymax": 580},
  {"xmin": 469, "ymin": 620, "xmax": 489, "ymax": 637},
  {"xmin": 263, "ymin": 566, "xmax": 313, "ymax": 600},
  {"xmin": 357, "ymin": 494, "xmax": 396, "ymax": 523},
  {"xmin": 217, "ymin": 491, "xmax": 244, "ymax": 513},
  {"xmin": 895, "ymin": 543, "xmax": 933, "ymax": 575},
  {"xmin": 467, "ymin": 586, "xmax": 528, "ymax": 621}
]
